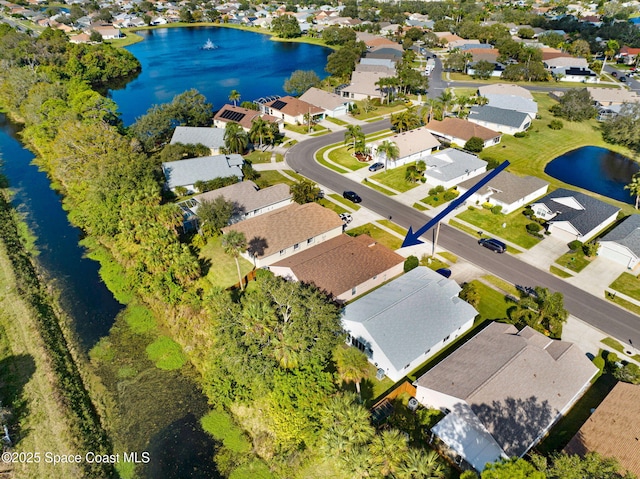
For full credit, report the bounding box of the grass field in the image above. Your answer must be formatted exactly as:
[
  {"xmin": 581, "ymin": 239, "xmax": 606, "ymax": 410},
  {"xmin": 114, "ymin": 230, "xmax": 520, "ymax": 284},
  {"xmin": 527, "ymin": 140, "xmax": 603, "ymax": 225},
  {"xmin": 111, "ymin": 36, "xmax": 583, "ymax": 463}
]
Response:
[
  {"xmin": 328, "ymin": 144, "xmax": 369, "ymax": 171},
  {"xmin": 255, "ymin": 170, "xmax": 297, "ymax": 188},
  {"xmin": 609, "ymin": 272, "xmax": 640, "ymax": 300},
  {"xmin": 456, "ymin": 206, "xmax": 541, "ymax": 249},
  {"xmin": 347, "ymin": 223, "xmax": 402, "ymax": 250},
  {"xmin": 370, "ymin": 165, "xmax": 421, "ymax": 193},
  {"xmin": 473, "ymin": 281, "xmax": 511, "ymax": 321}
]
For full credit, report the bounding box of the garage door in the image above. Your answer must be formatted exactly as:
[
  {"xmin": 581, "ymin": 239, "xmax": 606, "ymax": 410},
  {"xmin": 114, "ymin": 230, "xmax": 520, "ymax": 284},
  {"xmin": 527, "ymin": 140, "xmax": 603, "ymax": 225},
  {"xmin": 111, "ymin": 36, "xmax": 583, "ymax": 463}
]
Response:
[{"xmin": 599, "ymin": 243, "xmax": 636, "ymax": 268}]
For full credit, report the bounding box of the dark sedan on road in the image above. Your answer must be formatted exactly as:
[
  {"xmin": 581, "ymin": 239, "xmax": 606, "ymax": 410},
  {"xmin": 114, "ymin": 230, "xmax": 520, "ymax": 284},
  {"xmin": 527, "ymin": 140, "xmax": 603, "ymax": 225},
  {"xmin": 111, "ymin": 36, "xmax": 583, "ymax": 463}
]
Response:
[
  {"xmin": 479, "ymin": 238, "xmax": 507, "ymax": 253},
  {"xmin": 343, "ymin": 191, "xmax": 362, "ymax": 203}
]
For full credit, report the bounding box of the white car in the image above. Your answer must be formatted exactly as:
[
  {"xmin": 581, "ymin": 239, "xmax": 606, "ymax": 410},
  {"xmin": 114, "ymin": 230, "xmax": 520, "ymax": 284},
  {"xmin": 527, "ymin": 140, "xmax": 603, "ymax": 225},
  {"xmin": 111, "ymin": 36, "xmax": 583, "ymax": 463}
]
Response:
[{"xmin": 339, "ymin": 213, "xmax": 353, "ymax": 224}]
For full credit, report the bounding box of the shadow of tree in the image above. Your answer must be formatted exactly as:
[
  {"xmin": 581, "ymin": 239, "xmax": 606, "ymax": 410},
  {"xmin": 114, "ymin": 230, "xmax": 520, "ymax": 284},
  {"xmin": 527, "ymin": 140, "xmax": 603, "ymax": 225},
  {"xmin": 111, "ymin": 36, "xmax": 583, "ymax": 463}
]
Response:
[
  {"xmin": 247, "ymin": 237, "xmax": 268, "ymax": 258},
  {"xmin": 0, "ymin": 353, "xmax": 36, "ymax": 444}
]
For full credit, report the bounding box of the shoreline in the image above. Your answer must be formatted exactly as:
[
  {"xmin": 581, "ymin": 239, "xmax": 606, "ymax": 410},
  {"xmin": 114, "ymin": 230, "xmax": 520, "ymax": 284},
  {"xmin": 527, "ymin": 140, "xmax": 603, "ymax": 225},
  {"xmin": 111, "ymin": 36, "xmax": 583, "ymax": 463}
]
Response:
[{"xmin": 114, "ymin": 22, "xmax": 338, "ymax": 50}]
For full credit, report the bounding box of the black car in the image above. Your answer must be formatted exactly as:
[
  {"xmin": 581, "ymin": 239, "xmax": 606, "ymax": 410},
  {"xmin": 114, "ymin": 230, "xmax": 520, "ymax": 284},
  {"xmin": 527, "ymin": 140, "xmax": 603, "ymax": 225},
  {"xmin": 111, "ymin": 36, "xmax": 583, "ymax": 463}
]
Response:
[
  {"xmin": 343, "ymin": 191, "xmax": 362, "ymax": 203},
  {"xmin": 621, "ymin": 76, "xmax": 627, "ymax": 82},
  {"xmin": 435, "ymin": 268, "xmax": 452, "ymax": 278},
  {"xmin": 478, "ymin": 238, "xmax": 507, "ymax": 253},
  {"xmin": 368, "ymin": 162, "xmax": 384, "ymax": 172},
  {"xmin": 612, "ymin": 71, "xmax": 618, "ymax": 77}
]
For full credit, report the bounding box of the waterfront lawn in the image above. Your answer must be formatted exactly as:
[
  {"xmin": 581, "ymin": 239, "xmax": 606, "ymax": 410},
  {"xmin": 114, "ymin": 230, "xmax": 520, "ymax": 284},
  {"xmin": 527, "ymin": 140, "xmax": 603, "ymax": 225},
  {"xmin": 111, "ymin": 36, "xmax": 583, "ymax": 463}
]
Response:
[
  {"xmin": 200, "ymin": 235, "xmax": 254, "ymax": 289},
  {"xmin": 328, "ymin": 145, "xmax": 369, "ymax": 171},
  {"xmin": 555, "ymin": 249, "xmax": 593, "ymax": 273},
  {"xmin": 370, "ymin": 165, "xmax": 421, "ymax": 193},
  {"xmin": 609, "ymin": 272, "xmax": 640, "ymax": 301},
  {"xmin": 456, "ymin": 206, "xmax": 541, "ymax": 249},
  {"xmin": 347, "ymin": 223, "xmax": 402, "ymax": 250}
]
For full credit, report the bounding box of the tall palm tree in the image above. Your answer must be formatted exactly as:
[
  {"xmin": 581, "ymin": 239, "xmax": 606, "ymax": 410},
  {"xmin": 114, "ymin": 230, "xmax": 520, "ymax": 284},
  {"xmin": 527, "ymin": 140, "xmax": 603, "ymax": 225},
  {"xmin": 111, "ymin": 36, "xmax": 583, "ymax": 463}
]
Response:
[
  {"xmin": 224, "ymin": 121, "xmax": 248, "ymax": 154},
  {"xmin": 228, "ymin": 89, "xmax": 241, "ymax": 106},
  {"xmin": 334, "ymin": 346, "xmax": 370, "ymax": 397},
  {"xmin": 221, "ymin": 230, "xmax": 247, "ymax": 290},
  {"xmin": 249, "ymin": 117, "xmax": 270, "ymax": 149},
  {"xmin": 344, "ymin": 124, "xmax": 364, "ymax": 150},
  {"xmin": 439, "ymin": 89, "xmax": 453, "ymax": 117},
  {"xmin": 377, "ymin": 139, "xmax": 400, "ymax": 170},
  {"xmin": 626, "ymin": 172, "xmax": 640, "ymax": 209}
]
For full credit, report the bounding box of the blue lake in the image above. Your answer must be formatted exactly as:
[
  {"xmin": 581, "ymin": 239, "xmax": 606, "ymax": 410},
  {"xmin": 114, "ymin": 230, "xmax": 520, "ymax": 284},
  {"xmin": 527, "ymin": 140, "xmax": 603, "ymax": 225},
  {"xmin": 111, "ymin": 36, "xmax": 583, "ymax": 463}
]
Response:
[
  {"xmin": 544, "ymin": 146, "xmax": 639, "ymax": 204},
  {"xmin": 109, "ymin": 26, "xmax": 332, "ymax": 124}
]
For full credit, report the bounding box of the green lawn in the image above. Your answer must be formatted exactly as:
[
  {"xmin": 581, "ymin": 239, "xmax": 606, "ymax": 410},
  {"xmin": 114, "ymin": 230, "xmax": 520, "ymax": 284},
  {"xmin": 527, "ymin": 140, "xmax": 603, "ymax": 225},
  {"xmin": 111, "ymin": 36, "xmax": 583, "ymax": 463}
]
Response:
[
  {"xmin": 199, "ymin": 235, "xmax": 255, "ymax": 289},
  {"xmin": 421, "ymin": 188, "xmax": 459, "ymax": 207},
  {"xmin": 555, "ymin": 249, "xmax": 593, "ymax": 273},
  {"xmin": 472, "ymin": 281, "xmax": 511, "ymax": 321},
  {"xmin": 244, "ymin": 150, "xmax": 283, "ymax": 163},
  {"xmin": 376, "ymin": 219, "xmax": 407, "ymax": 236},
  {"xmin": 550, "ymin": 265, "xmax": 573, "ymax": 278},
  {"xmin": 324, "ymin": 116, "xmax": 348, "ymax": 126},
  {"xmin": 482, "ymin": 275, "xmax": 519, "ymax": 297},
  {"xmin": 347, "ymin": 223, "xmax": 402, "ymax": 250},
  {"xmin": 328, "ymin": 145, "xmax": 369, "ymax": 171},
  {"xmin": 609, "ymin": 272, "xmax": 640, "ymax": 300},
  {"xmin": 328, "ymin": 193, "xmax": 361, "ymax": 211},
  {"xmin": 362, "ymin": 179, "xmax": 397, "ymax": 196},
  {"xmin": 318, "ymin": 198, "xmax": 348, "ymax": 214},
  {"xmin": 439, "ymin": 251, "xmax": 458, "ymax": 263},
  {"xmin": 601, "ymin": 337, "xmax": 640, "ymax": 362},
  {"xmin": 478, "ymin": 92, "xmax": 637, "ymax": 216},
  {"xmin": 456, "ymin": 206, "xmax": 541, "ymax": 249},
  {"xmin": 606, "ymin": 291, "xmax": 640, "ymax": 316},
  {"xmin": 420, "ymin": 255, "xmax": 449, "ymax": 271},
  {"xmin": 536, "ymin": 374, "xmax": 617, "ymax": 454},
  {"xmin": 255, "ymin": 170, "xmax": 297, "ymax": 188},
  {"xmin": 370, "ymin": 165, "xmax": 421, "ymax": 193},
  {"xmin": 352, "ymin": 101, "xmax": 408, "ymax": 120},
  {"xmin": 413, "ymin": 202, "xmax": 429, "ymax": 211}
]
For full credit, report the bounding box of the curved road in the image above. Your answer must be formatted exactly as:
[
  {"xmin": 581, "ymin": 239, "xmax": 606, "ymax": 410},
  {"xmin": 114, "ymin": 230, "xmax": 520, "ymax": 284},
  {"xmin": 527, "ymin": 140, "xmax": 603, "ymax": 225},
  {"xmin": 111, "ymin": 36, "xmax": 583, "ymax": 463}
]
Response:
[{"xmin": 287, "ymin": 123, "xmax": 640, "ymax": 346}]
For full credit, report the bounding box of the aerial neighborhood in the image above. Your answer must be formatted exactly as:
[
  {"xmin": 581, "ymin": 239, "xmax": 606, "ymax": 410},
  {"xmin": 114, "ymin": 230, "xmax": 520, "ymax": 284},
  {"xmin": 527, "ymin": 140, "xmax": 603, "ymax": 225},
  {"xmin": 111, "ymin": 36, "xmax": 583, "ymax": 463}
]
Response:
[{"xmin": 4, "ymin": 0, "xmax": 640, "ymax": 477}]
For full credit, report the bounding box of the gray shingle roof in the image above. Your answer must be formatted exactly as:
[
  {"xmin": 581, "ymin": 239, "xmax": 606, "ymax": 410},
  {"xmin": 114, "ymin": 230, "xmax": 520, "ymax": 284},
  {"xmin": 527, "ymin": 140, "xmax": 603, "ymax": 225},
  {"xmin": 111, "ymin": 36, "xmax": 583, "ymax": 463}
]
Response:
[
  {"xmin": 424, "ymin": 148, "xmax": 487, "ymax": 183},
  {"xmin": 342, "ymin": 267, "xmax": 478, "ymax": 372},
  {"xmin": 170, "ymin": 126, "xmax": 226, "ymax": 149},
  {"xmin": 162, "ymin": 154, "xmax": 244, "ymax": 189},
  {"xmin": 417, "ymin": 322, "xmax": 598, "ymax": 458},
  {"xmin": 600, "ymin": 214, "xmax": 640, "ymax": 255},
  {"xmin": 534, "ymin": 188, "xmax": 620, "ymax": 236},
  {"xmin": 468, "ymin": 106, "xmax": 530, "ymax": 129},
  {"xmin": 193, "ymin": 180, "xmax": 291, "ymax": 216},
  {"xmin": 458, "ymin": 170, "xmax": 548, "ymax": 205},
  {"xmin": 483, "ymin": 94, "xmax": 538, "ymax": 117}
]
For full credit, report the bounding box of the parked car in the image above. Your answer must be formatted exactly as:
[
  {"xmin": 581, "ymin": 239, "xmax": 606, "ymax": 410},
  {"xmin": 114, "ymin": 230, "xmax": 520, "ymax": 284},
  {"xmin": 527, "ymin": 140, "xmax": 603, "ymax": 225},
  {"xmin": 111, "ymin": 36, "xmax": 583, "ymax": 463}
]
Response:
[
  {"xmin": 343, "ymin": 191, "xmax": 362, "ymax": 203},
  {"xmin": 478, "ymin": 238, "xmax": 507, "ymax": 253},
  {"xmin": 368, "ymin": 162, "xmax": 384, "ymax": 172},
  {"xmin": 621, "ymin": 76, "xmax": 627, "ymax": 82},
  {"xmin": 435, "ymin": 268, "xmax": 452, "ymax": 278},
  {"xmin": 339, "ymin": 213, "xmax": 353, "ymax": 224},
  {"xmin": 611, "ymin": 71, "xmax": 618, "ymax": 77}
]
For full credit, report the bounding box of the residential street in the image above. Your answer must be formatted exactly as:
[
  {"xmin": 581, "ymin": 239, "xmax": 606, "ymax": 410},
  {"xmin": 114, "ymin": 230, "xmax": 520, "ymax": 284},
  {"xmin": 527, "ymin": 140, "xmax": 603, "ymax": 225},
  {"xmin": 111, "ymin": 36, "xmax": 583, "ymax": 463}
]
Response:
[{"xmin": 286, "ymin": 123, "xmax": 640, "ymax": 347}]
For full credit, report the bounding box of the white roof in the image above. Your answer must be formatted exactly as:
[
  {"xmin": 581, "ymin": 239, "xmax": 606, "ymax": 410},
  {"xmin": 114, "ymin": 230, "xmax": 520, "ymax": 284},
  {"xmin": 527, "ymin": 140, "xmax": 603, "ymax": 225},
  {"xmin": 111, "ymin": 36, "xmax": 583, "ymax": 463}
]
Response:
[{"xmin": 162, "ymin": 154, "xmax": 244, "ymax": 189}]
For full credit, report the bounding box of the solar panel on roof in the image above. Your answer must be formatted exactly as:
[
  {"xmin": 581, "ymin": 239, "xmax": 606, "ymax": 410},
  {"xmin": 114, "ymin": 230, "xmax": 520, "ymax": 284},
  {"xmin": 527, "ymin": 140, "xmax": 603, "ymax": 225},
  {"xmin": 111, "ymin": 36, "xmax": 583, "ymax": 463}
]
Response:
[
  {"xmin": 219, "ymin": 110, "xmax": 246, "ymax": 122},
  {"xmin": 270, "ymin": 100, "xmax": 287, "ymax": 110}
]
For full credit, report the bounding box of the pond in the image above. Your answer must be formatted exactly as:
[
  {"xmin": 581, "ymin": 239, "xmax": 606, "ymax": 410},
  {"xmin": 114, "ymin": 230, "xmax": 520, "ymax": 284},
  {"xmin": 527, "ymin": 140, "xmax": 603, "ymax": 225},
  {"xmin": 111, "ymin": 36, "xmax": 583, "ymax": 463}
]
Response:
[
  {"xmin": 544, "ymin": 146, "xmax": 639, "ymax": 204},
  {"xmin": 109, "ymin": 26, "xmax": 332, "ymax": 125}
]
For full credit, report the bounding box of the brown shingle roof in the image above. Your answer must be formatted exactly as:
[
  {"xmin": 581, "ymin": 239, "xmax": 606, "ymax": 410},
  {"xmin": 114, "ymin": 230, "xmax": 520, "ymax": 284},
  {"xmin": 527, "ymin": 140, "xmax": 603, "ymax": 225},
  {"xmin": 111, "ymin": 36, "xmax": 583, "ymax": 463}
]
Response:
[
  {"xmin": 564, "ymin": 382, "xmax": 640, "ymax": 477},
  {"xmin": 426, "ymin": 117, "xmax": 501, "ymax": 142},
  {"xmin": 265, "ymin": 96, "xmax": 324, "ymax": 117},
  {"xmin": 221, "ymin": 203, "xmax": 342, "ymax": 259},
  {"xmin": 214, "ymin": 104, "xmax": 280, "ymax": 130},
  {"xmin": 271, "ymin": 234, "xmax": 404, "ymax": 297}
]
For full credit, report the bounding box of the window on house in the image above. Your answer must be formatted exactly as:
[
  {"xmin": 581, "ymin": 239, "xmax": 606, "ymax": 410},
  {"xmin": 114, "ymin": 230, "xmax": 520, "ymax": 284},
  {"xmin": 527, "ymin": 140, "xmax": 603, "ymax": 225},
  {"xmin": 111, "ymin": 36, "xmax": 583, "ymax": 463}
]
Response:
[
  {"xmin": 279, "ymin": 249, "xmax": 286, "ymax": 255},
  {"xmin": 352, "ymin": 287, "xmax": 357, "ymax": 296},
  {"xmin": 373, "ymin": 275, "xmax": 377, "ymax": 280},
  {"xmin": 425, "ymin": 348, "xmax": 431, "ymax": 355},
  {"xmin": 404, "ymin": 363, "xmax": 410, "ymax": 369},
  {"xmin": 443, "ymin": 335, "xmax": 450, "ymax": 342},
  {"xmin": 293, "ymin": 243, "xmax": 299, "ymax": 251},
  {"xmin": 352, "ymin": 338, "xmax": 366, "ymax": 352},
  {"xmin": 307, "ymin": 237, "xmax": 314, "ymax": 244}
]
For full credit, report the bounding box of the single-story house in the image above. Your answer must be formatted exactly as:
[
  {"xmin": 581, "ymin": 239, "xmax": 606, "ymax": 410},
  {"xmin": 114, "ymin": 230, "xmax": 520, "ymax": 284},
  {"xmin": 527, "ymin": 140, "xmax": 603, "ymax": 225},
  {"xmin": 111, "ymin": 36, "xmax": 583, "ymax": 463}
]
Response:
[
  {"xmin": 467, "ymin": 106, "xmax": 531, "ymax": 135},
  {"xmin": 340, "ymin": 70, "xmax": 388, "ymax": 101},
  {"xmin": 544, "ymin": 55, "xmax": 588, "ymax": 70},
  {"xmin": 90, "ymin": 24, "xmax": 121, "ymax": 39},
  {"xmin": 598, "ymin": 214, "xmax": 640, "ymax": 269},
  {"xmin": 467, "ymin": 48, "xmax": 500, "ymax": 64},
  {"xmin": 552, "ymin": 67, "xmax": 599, "ymax": 83},
  {"xmin": 270, "ymin": 234, "xmax": 405, "ymax": 302},
  {"xmin": 481, "ymin": 94, "xmax": 538, "ymax": 120},
  {"xmin": 425, "ymin": 118, "xmax": 502, "ymax": 149},
  {"xmin": 359, "ymin": 57, "xmax": 397, "ymax": 69},
  {"xmin": 423, "ymin": 148, "xmax": 488, "ymax": 189},
  {"xmin": 478, "ymin": 83, "xmax": 533, "ymax": 100},
  {"xmin": 458, "ymin": 170, "xmax": 549, "ymax": 214},
  {"xmin": 586, "ymin": 87, "xmax": 640, "ymax": 107},
  {"xmin": 415, "ymin": 322, "xmax": 598, "ymax": 472},
  {"xmin": 162, "ymin": 154, "xmax": 244, "ymax": 193},
  {"xmin": 616, "ymin": 46, "xmax": 640, "ymax": 65},
  {"xmin": 564, "ymin": 382, "xmax": 640, "ymax": 477},
  {"xmin": 466, "ymin": 61, "xmax": 505, "ymax": 78},
  {"xmin": 262, "ymin": 96, "xmax": 324, "ymax": 125},
  {"xmin": 170, "ymin": 126, "xmax": 226, "ymax": 155},
  {"xmin": 342, "ymin": 267, "xmax": 477, "ymax": 382},
  {"xmin": 213, "ymin": 104, "xmax": 282, "ymax": 132},
  {"xmin": 369, "ymin": 127, "xmax": 441, "ymax": 169},
  {"xmin": 221, "ymin": 202, "xmax": 343, "ymax": 267},
  {"xmin": 299, "ymin": 87, "xmax": 354, "ymax": 118},
  {"xmin": 180, "ymin": 180, "xmax": 292, "ymax": 229},
  {"xmin": 530, "ymin": 188, "xmax": 620, "ymax": 242}
]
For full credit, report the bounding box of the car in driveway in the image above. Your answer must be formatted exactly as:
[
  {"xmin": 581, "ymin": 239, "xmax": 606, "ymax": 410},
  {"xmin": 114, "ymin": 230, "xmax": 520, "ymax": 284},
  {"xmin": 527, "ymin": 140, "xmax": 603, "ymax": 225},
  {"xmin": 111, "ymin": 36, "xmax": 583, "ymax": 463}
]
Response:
[
  {"xmin": 435, "ymin": 268, "xmax": 452, "ymax": 278},
  {"xmin": 478, "ymin": 238, "xmax": 507, "ymax": 253},
  {"xmin": 339, "ymin": 213, "xmax": 353, "ymax": 224},
  {"xmin": 368, "ymin": 162, "xmax": 384, "ymax": 172},
  {"xmin": 343, "ymin": 190, "xmax": 362, "ymax": 203}
]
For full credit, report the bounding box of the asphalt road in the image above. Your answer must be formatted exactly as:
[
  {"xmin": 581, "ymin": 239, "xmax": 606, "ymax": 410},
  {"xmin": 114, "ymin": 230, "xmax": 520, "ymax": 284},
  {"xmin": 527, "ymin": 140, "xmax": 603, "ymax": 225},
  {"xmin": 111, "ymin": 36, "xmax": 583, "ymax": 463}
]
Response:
[{"xmin": 287, "ymin": 123, "xmax": 640, "ymax": 346}]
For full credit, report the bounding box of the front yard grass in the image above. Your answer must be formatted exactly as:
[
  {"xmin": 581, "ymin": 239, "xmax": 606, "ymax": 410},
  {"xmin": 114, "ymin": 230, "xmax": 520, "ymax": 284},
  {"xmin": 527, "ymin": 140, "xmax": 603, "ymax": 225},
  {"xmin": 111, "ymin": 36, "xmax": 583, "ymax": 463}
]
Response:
[
  {"xmin": 370, "ymin": 165, "xmax": 421, "ymax": 193},
  {"xmin": 328, "ymin": 145, "xmax": 369, "ymax": 171},
  {"xmin": 472, "ymin": 281, "xmax": 511, "ymax": 321},
  {"xmin": 439, "ymin": 251, "xmax": 458, "ymax": 263},
  {"xmin": 351, "ymin": 101, "xmax": 408, "ymax": 120},
  {"xmin": 284, "ymin": 123, "xmax": 327, "ymax": 135},
  {"xmin": 421, "ymin": 188, "xmax": 459, "ymax": 207},
  {"xmin": 347, "ymin": 223, "xmax": 402, "ymax": 250},
  {"xmin": 324, "ymin": 116, "xmax": 348, "ymax": 126},
  {"xmin": 456, "ymin": 206, "xmax": 541, "ymax": 249},
  {"xmin": 318, "ymin": 198, "xmax": 348, "ymax": 214},
  {"xmin": 482, "ymin": 275, "xmax": 519, "ymax": 296},
  {"xmin": 328, "ymin": 193, "xmax": 361, "ymax": 211},
  {"xmin": 255, "ymin": 170, "xmax": 297, "ymax": 188},
  {"xmin": 605, "ymin": 291, "xmax": 640, "ymax": 316},
  {"xmin": 609, "ymin": 272, "xmax": 640, "ymax": 301},
  {"xmin": 601, "ymin": 337, "xmax": 640, "ymax": 362},
  {"xmin": 376, "ymin": 219, "xmax": 406, "ymax": 237},
  {"xmin": 244, "ymin": 150, "xmax": 282, "ymax": 163},
  {"xmin": 555, "ymin": 249, "xmax": 593, "ymax": 273},
  {"xmin": 199, "ymin": 235, "xmax": 254, "ymax": 289},
  {"xmin": 550, "ymin": 265, "xmax": 573, "ymax": 278},
  {"xmin": 362, "ymin": 180, "xmax": 397, "ymax": 196},
  {"xmin": 420, "ymin": 255, "xmax": 449, "ymax": 271}
]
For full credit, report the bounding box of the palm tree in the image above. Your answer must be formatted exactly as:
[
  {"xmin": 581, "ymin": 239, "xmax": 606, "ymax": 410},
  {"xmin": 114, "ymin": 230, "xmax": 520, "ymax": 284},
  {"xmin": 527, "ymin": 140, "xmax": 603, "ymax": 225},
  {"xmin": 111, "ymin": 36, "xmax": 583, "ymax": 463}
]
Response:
[
  {"xmin": 602, "ymin": 39, "xmax": 620, "ymax": 75},
  {"xmin": 334, "ymin": 346, "xmax": 370, "ymax": 398},
  {"xmin": 224, "ymin": 121, "xmax": 248, "ymax": 154},
  {"xmin": 626, "ymin": 172, "xmax": 640, "ymax": 209},
  {"xmin": 377, "ymin": 139, "xmax": 400, "ymax": 170},
  {"xmin": 369, "ymin": 429, "xmax": 409, "ymax": 477},
  {"xmin": 249, "ymin": 117, "xmax": 270, "ymax": 149},
  {"xmin": 344, "ymin": 124, "xmax": 364, "ymax": 150},
  {"xmin": 398, "ymin": 449, "xmax": 447, "ymax": 479},
  {"xmin": 439, "ymin": 89, "xmax": 453, "ymax": 117},
  {"xmin": 228, "ymin": 89, "xmax": 241, "ymax": 106},
  {"xmin": 221, "ymin": 230, "xmax": 247, "ymax": 290}
]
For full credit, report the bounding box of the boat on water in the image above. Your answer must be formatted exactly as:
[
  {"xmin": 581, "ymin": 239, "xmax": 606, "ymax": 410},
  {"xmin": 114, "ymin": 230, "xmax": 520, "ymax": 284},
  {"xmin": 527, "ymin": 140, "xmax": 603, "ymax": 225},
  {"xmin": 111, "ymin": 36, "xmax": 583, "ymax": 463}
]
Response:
[{"xmin": 202, "ymin": 39, "xmax": 217, "ymax": 50}]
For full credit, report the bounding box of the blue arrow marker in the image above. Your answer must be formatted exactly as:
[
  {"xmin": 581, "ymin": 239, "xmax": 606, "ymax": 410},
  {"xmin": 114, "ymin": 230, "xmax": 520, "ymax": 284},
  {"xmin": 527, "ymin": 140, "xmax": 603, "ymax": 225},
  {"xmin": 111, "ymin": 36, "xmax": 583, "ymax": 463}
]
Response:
[{"xmin": 402, "ymin": 160, "xmax": 510, "ymax": 247}]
